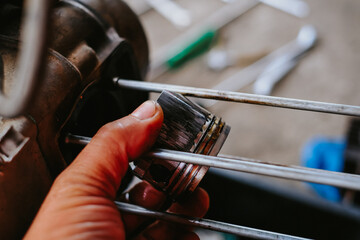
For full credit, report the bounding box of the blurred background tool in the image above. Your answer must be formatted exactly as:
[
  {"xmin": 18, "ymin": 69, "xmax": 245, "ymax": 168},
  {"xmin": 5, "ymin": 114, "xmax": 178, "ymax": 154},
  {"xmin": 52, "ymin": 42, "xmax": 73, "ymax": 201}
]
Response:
[
  {"xmin": 202, "ymin": 25, "xmax": 317, "ymax": 107},
  {"xmin": 302, "ymin": 118, "xmax": 360, "ymax": 205},
  {"xmin": 222, "ymin": 0, "xmax": 309, "ymax": 18},
  {"xmin": 301, "ymin": 137, "xmax": 345, "ymax": 202},
  {"xmin": 253, "ymin": 25, "xmax": 317, "ymax": 95},
  {"xmin": 148, "ymin": 0, "xmax": 258, "ymax": 80},
  {"xmin": 144, "ymin": 0, "xmax": 191, "ymax": 28},
  {"xmin": 259, "ymin": 0, "xmax": 309, "ymax": 18},
  {"xmin": 252, "ymin": 58, "xmax": 298, "ymax": 95},
  {"xmin": 149, "ymin": 0, "xmax": 310, "ymax": 80}
]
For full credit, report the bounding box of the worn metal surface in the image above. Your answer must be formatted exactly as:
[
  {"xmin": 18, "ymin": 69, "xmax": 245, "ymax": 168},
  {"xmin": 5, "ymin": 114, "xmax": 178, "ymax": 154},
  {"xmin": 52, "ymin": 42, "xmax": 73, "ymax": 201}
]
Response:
[
  {"xmin": 0, "ymin": 117, "xmax": 52, "ymax": 239},
  {"xmin": 133, "ymin": 91, "xmax": 230, "ymax": 198},
  {"xmin": 115, "ymin": 201, "xmax": 309, "ymax": 240},
  {"xmin": 0, "ymin": 1, "xmax": 149, "ymax": 238},
  {"xmin": 115, "ymin": 79, "xmax": 360, "ymax": 117},
  {"xmin": 0, "ymin": 0, "xmax": 51, "ymax": 117},
  {"xmin": 77, "ymin": 0, "xmax": 149, "ymax": 79}
]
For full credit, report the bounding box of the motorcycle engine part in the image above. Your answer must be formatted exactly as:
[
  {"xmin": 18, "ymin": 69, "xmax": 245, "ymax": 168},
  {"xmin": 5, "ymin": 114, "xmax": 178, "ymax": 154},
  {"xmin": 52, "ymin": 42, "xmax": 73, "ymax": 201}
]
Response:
[
  {"xmin": 0, "ymin": 0, "xmax": 50, "ymax": 118},
  {"xmin": 133, "ymin": 91, "xmax": 231, "ymax": 199},
  {"xmin": 0, "ymin": 1, "xmax": 148, "ymax": 238}
]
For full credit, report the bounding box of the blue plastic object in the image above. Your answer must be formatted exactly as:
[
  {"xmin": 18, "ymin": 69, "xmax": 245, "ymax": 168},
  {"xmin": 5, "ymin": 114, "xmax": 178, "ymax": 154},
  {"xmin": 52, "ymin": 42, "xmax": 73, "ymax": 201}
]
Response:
[{"xmin": 301, "ymin": 137, "xmax": 346, "ymax": 202}]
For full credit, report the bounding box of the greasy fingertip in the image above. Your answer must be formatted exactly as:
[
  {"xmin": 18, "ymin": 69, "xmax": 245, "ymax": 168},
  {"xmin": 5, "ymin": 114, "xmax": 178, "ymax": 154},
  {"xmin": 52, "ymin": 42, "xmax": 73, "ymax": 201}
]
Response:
[
  {"xmin": 169, "ymin": 188, "xmax": 209, "ymax": 218},
  {"xmin": 135, "ymin": 221, "xmax": 199, "ymax": 240},
  {"xmin": 129, "ymin": 182, "xmax": 166, "ymax": 209},
  {"xmin": 137, "ymin": 221, "xmax": 174, "ymax": 240},
  {"xmin": 176, "ymin": 231, "xmax": 200, "ymax": 240},
  {"xmin": 121, "ymin": 182, "xmax": 166, "ymax": 234}
]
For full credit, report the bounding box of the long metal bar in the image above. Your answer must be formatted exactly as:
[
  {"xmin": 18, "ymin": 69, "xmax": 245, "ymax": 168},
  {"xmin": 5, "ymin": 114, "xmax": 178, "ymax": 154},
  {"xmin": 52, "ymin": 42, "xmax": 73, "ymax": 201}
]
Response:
[
  {"xmin": 150, "ymin": 149, "xmax": 360, "ymax": 190},
  {"xmin": 66, "ymin": 134, "xmax": 360, "ymax": 191},
  {"xmin": 145, "ymin": 0, "xmax": 192, "ymax": 28},
  {"xmin": 115, "ymin": 201, "xmax": 309, "ymax": 240},
  {"xmin": 114, "ymin": 79, "xmax": 360, "ymax": 117}
]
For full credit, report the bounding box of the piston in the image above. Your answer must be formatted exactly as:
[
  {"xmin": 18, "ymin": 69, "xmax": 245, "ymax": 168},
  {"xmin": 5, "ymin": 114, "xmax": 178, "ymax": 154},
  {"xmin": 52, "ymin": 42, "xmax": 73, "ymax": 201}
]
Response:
[{"xmin": 132, "ymin": 90, "xmax": 231, "ymax": 198}]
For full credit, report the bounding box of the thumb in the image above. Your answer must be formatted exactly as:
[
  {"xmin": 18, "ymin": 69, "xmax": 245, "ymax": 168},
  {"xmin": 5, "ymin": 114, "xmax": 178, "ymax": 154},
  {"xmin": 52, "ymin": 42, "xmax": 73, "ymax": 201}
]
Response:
[
  {"xmin": 25, "ymin": 101, "xmax": 163, "ymax": 239},
  {"xmin": 55, "ymin": 100, "xmax": 163, "ymax": 199}
]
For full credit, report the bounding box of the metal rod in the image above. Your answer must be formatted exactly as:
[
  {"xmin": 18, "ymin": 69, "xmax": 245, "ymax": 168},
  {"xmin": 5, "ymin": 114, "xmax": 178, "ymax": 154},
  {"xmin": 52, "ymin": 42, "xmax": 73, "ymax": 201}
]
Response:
[
  {"xmin": 65, "ymin": 134, "xmax": 92, "ymax": 146},
  {"xmin": 114, "ymin": 79, "xmax": 360, "ymax": 117},
  {"xmin": 65, "ymin": 134, "xmax": 360, "ymax": 191},
  {"xmin": 115, "ymin": 201, "xmax": 309, "ymax": 240},
  {"xmin": 150, "ymin": 149, "xmax": 360, "ymax": 191}
]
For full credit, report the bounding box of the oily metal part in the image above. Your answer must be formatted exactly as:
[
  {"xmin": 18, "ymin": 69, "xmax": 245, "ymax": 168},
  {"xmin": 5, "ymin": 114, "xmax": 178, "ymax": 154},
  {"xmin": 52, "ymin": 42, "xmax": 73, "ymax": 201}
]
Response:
[
  {"xmin": 65, "ymin": 134, "xmax": 360, "ymax": 191},
  {"xmin": 0, "ymin": 0, "xmax": 51, "ymax": 117},
  {"xmin": 76, "ymin": 0, "xmax": 149, "ymax": 79},
  {"xmin": 133, "ymin": 91, "xmax": 230, "ymax": 198},
  {"xmin": 115, "ymin": 201, "xmax": 309, "ymax": 240},
  {"xmin": 114, "ymin": 79, "xmax": 360, "ymax": 117},
  {"xmin": 0, "ymin": 1, "xmax": 149, "ymax": 238},
  {"xmin": 0, "ymin": 116, "xmax": 53, "ymax": 238}
]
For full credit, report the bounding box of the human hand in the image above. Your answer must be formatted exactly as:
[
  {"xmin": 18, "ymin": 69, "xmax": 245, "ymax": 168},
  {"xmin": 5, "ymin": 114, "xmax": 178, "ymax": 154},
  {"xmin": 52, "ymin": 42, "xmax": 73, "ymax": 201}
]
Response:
[{"xmin": 25, "ymin": 100, "xmax": 209, "ymax": 239}]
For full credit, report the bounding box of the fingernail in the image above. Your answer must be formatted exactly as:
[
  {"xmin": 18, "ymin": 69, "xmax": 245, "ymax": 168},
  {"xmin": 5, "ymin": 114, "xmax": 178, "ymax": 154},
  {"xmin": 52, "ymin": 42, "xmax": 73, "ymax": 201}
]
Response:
[
  {"xmin": 129, "ymin": 182, "xmax": 166, "ymax": 208},
  {"xmin": 131, "ymin": 100, "xmax": 156, "ymax": 120}
]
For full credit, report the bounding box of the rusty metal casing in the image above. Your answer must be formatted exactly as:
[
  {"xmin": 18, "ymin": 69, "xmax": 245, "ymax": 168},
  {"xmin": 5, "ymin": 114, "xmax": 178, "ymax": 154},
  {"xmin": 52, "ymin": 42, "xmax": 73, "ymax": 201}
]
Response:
[{"xmin": 0, "ymin": 1, "xmax": 148, "ymax": 238}]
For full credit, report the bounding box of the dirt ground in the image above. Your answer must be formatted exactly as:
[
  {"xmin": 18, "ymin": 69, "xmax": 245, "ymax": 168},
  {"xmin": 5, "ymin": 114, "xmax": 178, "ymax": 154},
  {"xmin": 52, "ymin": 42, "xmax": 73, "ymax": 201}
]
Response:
[{"xmin": 127, "ymin": 0, "xmax": 360, "ymax": 188}]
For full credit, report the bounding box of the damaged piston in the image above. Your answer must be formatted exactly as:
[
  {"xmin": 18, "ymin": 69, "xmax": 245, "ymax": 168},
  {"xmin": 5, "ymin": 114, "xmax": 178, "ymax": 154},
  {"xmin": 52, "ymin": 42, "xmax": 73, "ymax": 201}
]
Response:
[{"xmin": 133, "ymin": 91, "xmax": 231, "ymax": 198}]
